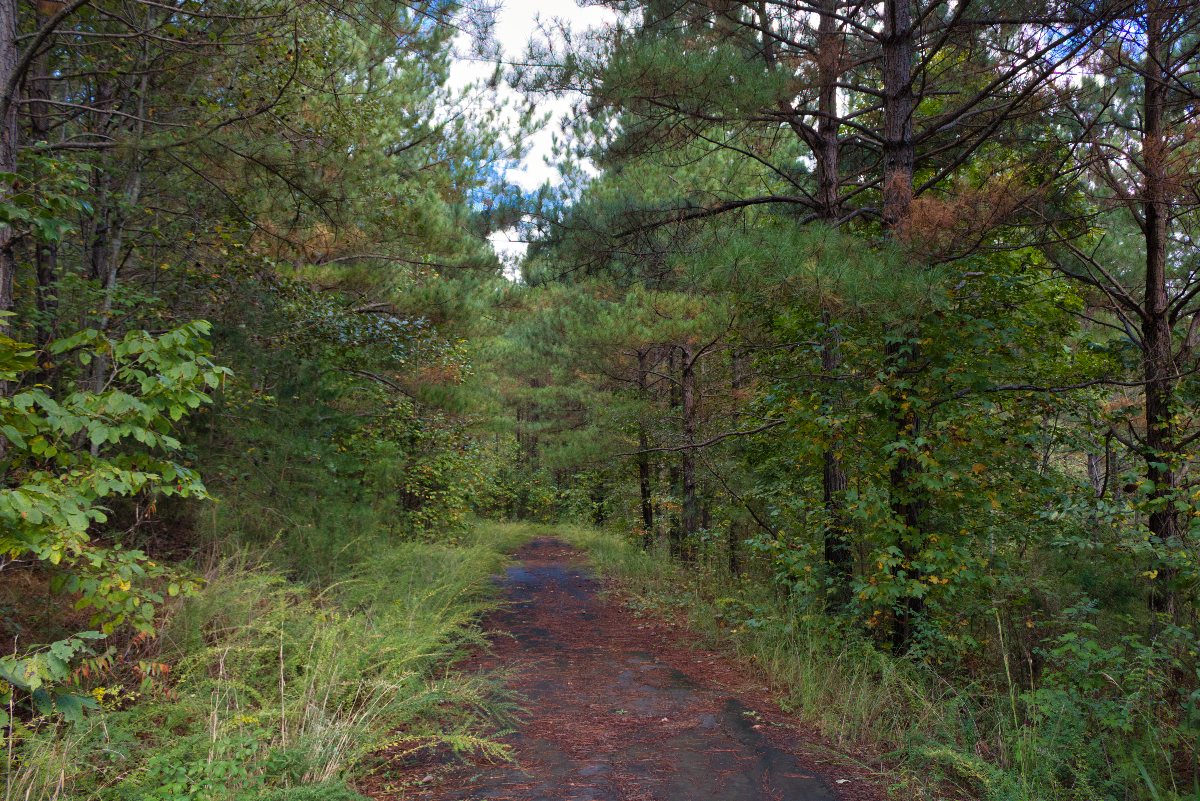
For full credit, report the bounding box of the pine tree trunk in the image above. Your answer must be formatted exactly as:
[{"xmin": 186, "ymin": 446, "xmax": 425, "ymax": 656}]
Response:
[
  {"xmin": 637, "ymin": 348, "xmax": 655, "ymax": 546},
  {"xmin": 813, "ymin": 0, "xmax": 854, "ymax": 606},
  {"xmin": 32, "ymin": 4, "xmax": 57, "ymax": 357},
  {"xmin": 881, "ymin": 0, "xmax": 915, "ymax": 235},
  {"xmin": 881, "ymin": 0, "xmax": 923, "ymax": 650},
  {"xmin": 1142, "ymin": 0, "xmax": 1178, "ymax": 621},
  {"xmin": 728, "ymin": 519, "xmax": 747, "ymax": 576},
  {"xmin": 668, "ymin": 346, "xmax": 684, "ymax": 556},
  {"xmin": 0, "ymin": 0, "xmax": 18, "ymax": 319},
  {"xmin": 814, "ymin": 0, "xmax": 841, "ymax": 223},
  {"xmin": 728, "ymin": 347, "xmax": 751, "ymax": 576},
  {"xmin": 680, "ymin": 343, "xmax": 700, "ymax": 560},
  {"xmin": 821, "ymin": 310, "xmax": 853, "ymax": 604}
]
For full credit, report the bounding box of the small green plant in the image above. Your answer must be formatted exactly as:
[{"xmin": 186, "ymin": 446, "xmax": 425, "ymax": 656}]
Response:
[
  {"xmin": 0, "ymin": 321, "xmax": 225, "ymax": 726},
  {"xmin": 0, "ymin": 632, "xmax": 105, "ymax": 726},
  {"xmin": 138, "ymin": 732, "xmax": 264, "ymax": 801}
]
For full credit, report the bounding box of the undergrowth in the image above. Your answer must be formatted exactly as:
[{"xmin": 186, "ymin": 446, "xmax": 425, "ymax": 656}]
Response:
[
  {"xmin": 560, "ymin": 526, "xmax": 1190, "ymax": 801},
  {"xmin": 1, "ymin": 322, "xmax": 539, "ymax": 801},
  {"xmin": 6, "ymin": 521, "xmax": 537, "ymax": 801}
]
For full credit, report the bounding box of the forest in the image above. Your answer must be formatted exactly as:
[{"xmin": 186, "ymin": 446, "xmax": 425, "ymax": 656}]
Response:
[{"xmin": 0, "ymin": 0, "xmax": 1198, "ymax": 799}]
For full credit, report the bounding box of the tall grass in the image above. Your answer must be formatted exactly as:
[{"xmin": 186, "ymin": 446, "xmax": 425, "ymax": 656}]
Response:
[
  {"xmin": 560, "ymin": 526, "xmax": 946, "ymax": 747},
  {"xmin": 6, "ymin": 522, "xmax": 536, "ymax": 801},
  {"xmin": 560, "ymin": 526, "xmax": 1179, "ymax": 801}
]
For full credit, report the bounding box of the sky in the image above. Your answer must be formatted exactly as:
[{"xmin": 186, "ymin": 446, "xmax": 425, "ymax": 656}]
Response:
[{"xmin": 448, "ymin": 1, "xmax": 615, "ymax": 266}]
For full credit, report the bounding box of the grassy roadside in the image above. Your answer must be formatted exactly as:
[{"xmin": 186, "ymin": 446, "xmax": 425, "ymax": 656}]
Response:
[
  {"xmin": 558, "ymin": 526, "xmax": 1010, "ymax": 801},
  {"xmin": 6, "ymin": 521, "xmax": 537, "ymax": 801}
]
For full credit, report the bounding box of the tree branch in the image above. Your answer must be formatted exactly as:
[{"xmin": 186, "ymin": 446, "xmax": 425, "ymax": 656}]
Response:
[{"xmin": 0, "ymin": 0, "xmax": 92, "ymax": 126}]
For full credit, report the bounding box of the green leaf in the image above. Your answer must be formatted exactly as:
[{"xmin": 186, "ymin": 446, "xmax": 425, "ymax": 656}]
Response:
[
  {"xmin": 1, "ymin": 425, "xmax": 26, "ymax": 448},
  {"xmin": 31, "ymin": 687, "xmax": 54, "ymax": 715},
  {"xmin": 54, "ymin": 693, "xmax": 97, "ymax": 724}
]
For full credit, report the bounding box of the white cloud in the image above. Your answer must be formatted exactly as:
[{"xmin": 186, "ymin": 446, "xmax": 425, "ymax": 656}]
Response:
[
  {"xmin": 450, "ymin": 1, "xmax": 615, "ymax": 267},
  {"xmin": 489, "ymin": 228, "xmax": 528, "ymax": 279}
]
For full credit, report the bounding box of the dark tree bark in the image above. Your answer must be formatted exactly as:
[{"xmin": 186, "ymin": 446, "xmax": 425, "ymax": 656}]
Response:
[
  {"xmin": 31, "ymin": 3, "xmax": 58, "ymax": 356},
  {"xmin": 728, "ymin": 518, "xmax": 747, "ymax": 576},
  {"xmin": 1141, "ymin": 0, "xmax": 1178, "ymax": 620},
  {"xmin": 881, "ymin": 0, "xmax": 924, "ymax": 651},
  {"xmin": 680, "ymin": 342, "xmax": 700, "ymax": 559},
  {"xmin": 813, "ymin": 0, "xmax": 842, "ymax": 224},
  {"xmin": 637, "ymin": 347, "xmax": 656, "ymax": 546},
  {"xmin": 822, "ymin": 314, "xmax": 853, "ymax": 604},
  {"xmin": 880, "ymin": 0, "xmax": 915, "ymax": 235},
  {"xmin": 0, "ymin": 0, "xmax": 18, "ymax": 318},
  {"xmin": 813, "ymin": 0, "xmax": 854, "ymax": 607},
  {"xmin": 667, "ymin": 346, "xmax": 685, "ymax": 555}
]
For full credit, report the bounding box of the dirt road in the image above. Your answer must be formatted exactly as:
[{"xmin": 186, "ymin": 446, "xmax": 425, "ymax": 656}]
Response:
[{"xmin": 370, "ymin": 538, "xmax": 886, "ymax": 801}]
